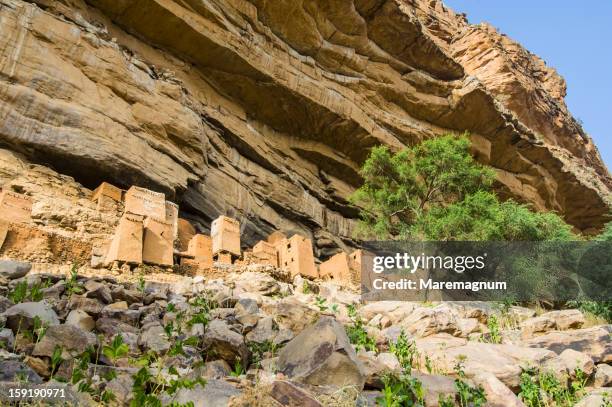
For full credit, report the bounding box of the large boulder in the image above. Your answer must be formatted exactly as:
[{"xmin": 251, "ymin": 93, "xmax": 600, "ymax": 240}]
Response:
[
  {"xmin": 0, "ymin": 260, "xmax": 31, "ymax": 280},
  {"xmin": 33, "ymin": 324, "xmax": 98, "ymax": 359},
  {"xmin": 202, "ymin": 319, "xmax": 249, "ymax": 365},
  {"xmin": 558, "ymin": 349, "xmax": 595, "ymax": 377},
  {"xmin": 138, "ymin": 323, "xmax": 171, "ymax": 353},
  {"xmin": 263, "ymin": 297, "xmax": 319, "ymax": 333},
  {"xmin": 233, "ymin": 272, "xmax": 280, "ymax": 296},
  {"xmin": 3, "ymin": 301, "xmax": 60, "ymax": 332},
  {"xmin": 540, "ymin": 309, "xmax": 585, "ymax": 330},
  {"xmin": 416, "ymin": 334, "xmax": 559, "ymax": 389},
  {"xmin": 594, "ymin": 364, "xmax": 612, "ymax": 388},
  {"xmin": 234, "ymin": 298, "xmax": 259, "ymax": 329},
  {"xmin": 357, "ymin": 351, "xmax": 401, "ymax": 389},
  {"xmin": 520, "ymin": 316, "xmax": 556, "ymax": 338},
  {"xmin": 65, "ymin": 310, "xmax": 95, "ymax": 331},
  {"xmin": 245, "ymin": 316, "xmax": 277, "ymax": 344},
  {"xmin": 523, "ymin": 325, "xmax": 612, "ymax": 363},
  {"xmin": 472, "ymin": 372, "xmax": 526, "ymax": 407},
  {"xmin": 398, "ymin": 305, "xmax": 461, "ymax": 338},
  {"xmin": 278, "ymin": 316, "xmax": 366, "ymax": 389}
]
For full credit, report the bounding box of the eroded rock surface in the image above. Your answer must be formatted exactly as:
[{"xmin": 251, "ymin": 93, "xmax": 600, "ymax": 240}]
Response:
[{"xmin": 0, "ymin": 0, "xmax": 609, "ymax": 254}]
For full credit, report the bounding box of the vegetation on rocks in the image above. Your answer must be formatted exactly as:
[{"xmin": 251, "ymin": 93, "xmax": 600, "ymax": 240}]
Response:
[{"xmin": 351, "ymin": 134, "xmax": 576, "ymax": 241}]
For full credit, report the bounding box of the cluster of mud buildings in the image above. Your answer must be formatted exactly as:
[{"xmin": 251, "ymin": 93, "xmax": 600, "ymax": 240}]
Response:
[{"xmin": 0, "ymin": 183, "xmax": 361, "ymax": 282}]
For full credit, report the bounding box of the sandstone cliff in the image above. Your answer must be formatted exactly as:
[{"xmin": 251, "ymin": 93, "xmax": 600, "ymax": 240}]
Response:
[{"xmin": 1, "ymin": 0, "xmax": 610, "ymax": 254}]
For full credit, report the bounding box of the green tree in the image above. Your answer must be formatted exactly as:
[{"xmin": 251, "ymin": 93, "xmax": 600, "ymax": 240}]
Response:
[{"xmin": 351, "ymin": 134, "xmax": 576, "ymax": 241}]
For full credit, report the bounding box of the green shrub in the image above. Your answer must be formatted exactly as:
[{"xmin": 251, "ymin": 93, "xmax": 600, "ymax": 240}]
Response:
[
  {"xmin": 351, "ymin": 134, "xmax": 576, "ymax": 241},
  {"xmin": 376, "ymin": 372, "xmax": 425, "ymax": 407},
  {"xmin": 389, "ymin": 330, "xmax": 419, "ymax": 373},
  {"xmin": 345, "ymin": 304, "xmax": 377, "ymax": 352},
  {"xmin": 518, "ymin": 367, "xmax": 587, "ymax": 407}
]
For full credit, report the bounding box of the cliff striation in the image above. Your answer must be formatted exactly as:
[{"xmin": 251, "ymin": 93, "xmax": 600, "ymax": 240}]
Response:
[{"xmin": 1, "ymin": 0, "xmax": 610, "ymax": 254}]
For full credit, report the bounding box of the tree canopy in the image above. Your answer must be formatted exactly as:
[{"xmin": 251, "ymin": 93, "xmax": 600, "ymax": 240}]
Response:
[{"xmin": 351, "ymin": 135, "xmax": 576, "ymax": 241}]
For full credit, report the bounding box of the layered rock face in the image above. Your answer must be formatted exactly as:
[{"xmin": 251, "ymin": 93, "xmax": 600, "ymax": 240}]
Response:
[{"xmin": 0, "ymin": 0, "xmax": 610, "ymax": 254}]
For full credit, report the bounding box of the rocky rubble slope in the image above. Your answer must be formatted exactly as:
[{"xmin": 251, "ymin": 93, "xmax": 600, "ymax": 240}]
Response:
[
  {"xmin": 0, "ymin": 0, "xmax": 610, "ymax": 253},
  {"xmin": 0, "ymin": 260, "xmax": 610, "ymax": 406}
]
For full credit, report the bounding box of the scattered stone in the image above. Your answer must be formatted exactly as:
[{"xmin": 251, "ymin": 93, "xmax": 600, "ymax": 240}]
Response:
[
  {"xmin": 358, "ymin": 351, "xmax": 401, "ymax": 389},
  {"xmin": 263, "ymin": 297, "xmax": 318, "ymax": 333},
  {"xmin": 96, "ymin": 317, "xmax": 139, "ymax": 337},
  {"xmin": 0, "ymin": 359, "xmax": 43, "ymax": 383},
  {"xmin": 235, "ymin": 298, "xmax": 259, "ymax": 329},
  {"xmin": 413, "ymin": 373, "xmax": 457, "ymax": 407},
  {"xmin": 472, "ymin": 371, "xmax": 525, "ymax": 407},
  {"xmin": 203, "ymin": 319, "xmax": 249, "ymax": 365},
  {"xmin": 416, "ymin": 335, "xmax": 558, "ymax": 389},
  {"xmin": 0, "ymin": 260, "xmax": 31, "ymax": 280},
  {"xmin": 245, "ymin": 316, "xmax": 277, "ymax": 344},
  {"xmin": 161, "ymin": 380, "xmax": 241, "ymax": 407},
  {"xmin": 25, "ymin": 355, "xmax": 51, "ymax": 378},
  {"xmin": 594, "ymin": 364, "xmax": 612, "ymax": 387},
  {"xmin": 0, "ymin": 295, "xmax": 12, "ymax": 313},
  {"xmin": 202, "ymin": 359, "xmax": 232, "ymax": 379},
  {"xmin": 65, "ymin": 310, "xmax": 95, "ymax": 331},
  {"xmin": 104, "ymin": 373, "xmax": 134, "ymax": 405},
  {"xmin": 400, "ymin": 305, "xmax": 461, "ymax": 338},
  {"xmin": 138, "ymin": 323, "xmax": 170, "ymax": 353},
  {"xmin": 278, "ymin": 316, "xmax": 366, "ymax": 389},
  {"xmin": 67, "ymin": 296, "xmax": 104, "ymax": 317},
  {"xmin": 540, "ymin": 309, "xmax": 585, "ymax": 330},
  {"xmin": 3, "ymin": 301, "xmax": 60, "ymax": 332},
  {"xmin": 33, "ymin": 324, "xmax": 98, "ymax": 359},
  {"xmin": 270, "ymin": 380, "xmax": 322, "ymax": 407},
  {"xmin": 521, "ymin": 316, "xmax": 556, "ymax": 338},
  {"xmin": 0, "ymin": 327, "xmax": 15, "ymax": 349},
  {"xmin": 84, "ymin": 280, "xmax": 113, "ymax": 304},
  {"xmin": 558, "ymin": 349, "xmax": 595, "ymax": 377},
  {"xmin": 524, "ymin": 326, "xmax": 612, "ymax": 363},
  {"xmin": 574, "ymin": 387, "xmax": 612, "ymax": 407},
  {"xmin": 234, "ymin": 272, "xmax": 280, "ymax": 296},
  {"xmin": 111, "ymin": 286, "xmax": 143, "ymax": 304}
]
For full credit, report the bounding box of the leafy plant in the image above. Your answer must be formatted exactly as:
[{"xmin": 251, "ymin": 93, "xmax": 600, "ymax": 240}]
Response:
[
  {"xmin": 351, "ymin": 134, "xmax": 575, "ymax": 241},
  {"xmin": 50, "ymin": 345, "xmax": 64, "ymax": 379},
  {"xmin": 230, "ymin": 358, "xmax": 245, "ymax": 377},
  {"xmin": 518, "ymin": 366, "xmax": 586, "ymax": 407},
  {"xmin": 484, "ymin": 314, "xmax": 502, "ymax": 344},
  {"xmin": 248, "ymin": 340, "xmax": 279, "ymax": 369},
  {"xmin": 137, "ymin": 272, "xmax": 146, "ymax": 294},
  {"xmin": 8, "ymin": 280, "xmax": 28, "ymax": 303},
  {"xmin": 8, "ymin": 279, "xmax": 51, "ymax": 303},
  {"xmin": 315, "ymin": 296, "xmax": 328, "ymax": 312},
  {"xmin": 438, "ymin": 394, "xmax": 455, "ymax": 407},
  {"xmin": 567, "ymin": 300, "xmax": 612, "ymax": 323},
  {"xmin": 454, "ymin": 359, "xmax": 487, "ymax": 407},
  {"xmin": 389, "ymin": 330, "xmax": 419, "ymax": 373},
  {"xmin": 345, "ymin": 304, "xmax": 377, "ymax": 352},
  {"xmin": 103, "ymin": 334, "xmax": 130, "ymax": 364},
  {"xmin": 65, "ymin": 264, "xmax": 84, "ymax": 297},
  {"xmin": 376, "ymin": 372, "xmax": 425, "ymax": 407}
]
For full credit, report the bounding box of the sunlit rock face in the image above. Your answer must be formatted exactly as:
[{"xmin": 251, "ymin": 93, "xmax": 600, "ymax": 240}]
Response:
[{"xmin": 0, "ymin": 0, "xmax": 609, "ymax": 253}]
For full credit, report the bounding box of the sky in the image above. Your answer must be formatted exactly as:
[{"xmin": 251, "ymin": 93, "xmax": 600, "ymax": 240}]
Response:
[{"xmin": 443, "ymin": 1, "xmax": 612, "ymax": 170}]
